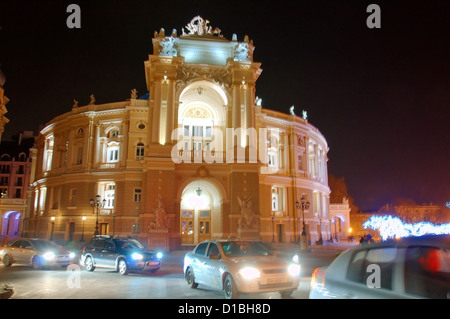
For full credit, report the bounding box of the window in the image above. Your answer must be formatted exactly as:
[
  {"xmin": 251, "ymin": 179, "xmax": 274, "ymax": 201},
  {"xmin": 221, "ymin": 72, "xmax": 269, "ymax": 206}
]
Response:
[
  {"xmin": 192, "ymin": 126, "xmax": 203, "ymax": 137},
  {"xmin": 404, "ymin": 246, "xmax": 450, "ymax": 299},
  {"xmin": 346, "ymin": 247, "xmax": 397, "ymax": 290},
  {"xmin": 107, "ymin": 147, "xmax": 119, "ymax": 162},
  {"xmin": 272, "ymin": 189, "xmax": 279, "ymax": 212},
  {"xmin": 136, "ymin": 143, "xmax": 144, "ymax": 160},
  {"xmin": 134, "ymin": 188, "xmax": 142, "ymax": 202},
  {"xmin": 70, "ymin": 189, "xmax": 77, "ymax": 206},
  {"xmin": 195, "ymin": 243, "xmax": 208, "ymax": 256},
  {"xmin": 207, "ymin": 243, "xmax": 220, "ymax": 258},
  {"xmin": 104, "ymin": 183, "xmax": 115, "ymax": 208},
  {"xmin": 109, "ymin": 129, "xmax": 119, "ymax": 138},
  {"xmin": 76, "ymin": 146, "xmax": 83, "ymax": 164},
  {"xmin": 205, "ymin": 126, "xmax": 212, "ymax": 138}
]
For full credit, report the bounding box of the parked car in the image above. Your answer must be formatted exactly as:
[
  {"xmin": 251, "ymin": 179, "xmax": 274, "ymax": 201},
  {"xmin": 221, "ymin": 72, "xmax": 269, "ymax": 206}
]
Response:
[
  {"xmin": 1, "ymin": 238, "xmax": 75, "ymax": 269},
  {"xmin": 80, "ymin": 235, "xmax": 163, "ymax": 275},
  {"xmin": 183, "ymin": 239, "xmax": 301, "ymax": 299},
  {"xmin": 309, "ymin": 234, "xmax": 450, "ymax": 299}
]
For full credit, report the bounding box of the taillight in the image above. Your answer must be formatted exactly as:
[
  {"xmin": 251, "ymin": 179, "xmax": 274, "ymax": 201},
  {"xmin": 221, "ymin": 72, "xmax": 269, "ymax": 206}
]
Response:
[
  {"xmin": 311, "ymin": 267, "xmax": 326, "ymax": 289},
  {"xmin": 82, "ymin": 247, "xmax": 86, "ymax": 253}
]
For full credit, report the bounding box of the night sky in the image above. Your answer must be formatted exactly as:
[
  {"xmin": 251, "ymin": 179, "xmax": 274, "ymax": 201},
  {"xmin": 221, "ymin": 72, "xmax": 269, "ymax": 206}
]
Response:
[{"xmin": 0, "ymin": 0, "xmax": 449, "ymax": 211}]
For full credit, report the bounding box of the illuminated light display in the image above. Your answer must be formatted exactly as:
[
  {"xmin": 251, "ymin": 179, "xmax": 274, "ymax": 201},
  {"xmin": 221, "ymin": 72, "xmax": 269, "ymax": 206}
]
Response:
[{"xmin": 363, "ymin": 215, "xmax": 450, "ymax": 241}]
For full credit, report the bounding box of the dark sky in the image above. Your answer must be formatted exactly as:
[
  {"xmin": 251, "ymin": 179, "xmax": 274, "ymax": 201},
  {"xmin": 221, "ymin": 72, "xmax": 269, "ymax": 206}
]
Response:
[{"xmin": 0, "ymin": 0, "xmax": 449, "ymax": 211}]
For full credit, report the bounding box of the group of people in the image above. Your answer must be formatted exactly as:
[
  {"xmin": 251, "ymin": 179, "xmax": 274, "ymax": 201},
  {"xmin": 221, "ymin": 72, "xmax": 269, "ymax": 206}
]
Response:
[{"xmin": 359, "ymin": 234, "xmax": 375, "ymax": 245}]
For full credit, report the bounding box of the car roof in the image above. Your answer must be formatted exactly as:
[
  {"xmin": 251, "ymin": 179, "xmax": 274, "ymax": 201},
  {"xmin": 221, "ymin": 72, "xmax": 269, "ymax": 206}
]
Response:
[{"xmin": 350, "ymin": 235, "xmax": 450, "ymax": 252}]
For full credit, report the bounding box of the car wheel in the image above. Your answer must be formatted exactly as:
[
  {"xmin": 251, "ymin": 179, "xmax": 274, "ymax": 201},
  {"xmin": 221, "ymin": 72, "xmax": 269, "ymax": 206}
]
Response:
[
  {"xmin": 185, "ymin": 267, "xmax": 198, "ymax": 289},
  {"xmin": 223, "ymin": 274, "xmax": 239, "ymax": 299},
  {"xmin": 2, "ymin": 254, "xmax": 12, "ymax": 267},
  {"xmin": 32, "ymin": 256, "xmax": 41, "ymax": 270},
  {"xmin": 280, "ymin": 290, "xmax": 294, "ymax": 298},
  {"xmin": 118, "ymin": 259, "xmax": 129, "ymax": 275},
  {"xmin": 84, "ymin": 256, "xmax": 95, "ymax": 272}
]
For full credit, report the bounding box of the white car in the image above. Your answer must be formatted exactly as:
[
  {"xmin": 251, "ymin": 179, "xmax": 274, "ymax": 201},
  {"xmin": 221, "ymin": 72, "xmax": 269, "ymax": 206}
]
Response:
[
  {"xmin": 309, "ymin": 234, "xmax": 450, "ymax": 299},
  {"xmin": 184, "ymin": 239, "xmax": 301, "ymax": 299},
  {"xmin": 2, "ymin": 238, "xmax": 75, "ymax": 269}
]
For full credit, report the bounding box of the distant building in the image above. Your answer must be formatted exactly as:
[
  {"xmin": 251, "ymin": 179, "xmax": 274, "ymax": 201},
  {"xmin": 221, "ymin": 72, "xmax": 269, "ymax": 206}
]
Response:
[
  {"xmin": 0, "ymin": 131, "xmax": 35, "ymax": 237},
  {"xmin": 329, "ymin": 197, "xmax": 351, "ymax": 241}
]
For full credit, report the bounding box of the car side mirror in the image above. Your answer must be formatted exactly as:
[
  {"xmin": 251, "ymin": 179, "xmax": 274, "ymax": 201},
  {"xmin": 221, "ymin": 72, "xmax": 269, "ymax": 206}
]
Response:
[{"xmin": 209, "ymin": 254, "xmax": 220, "ymax": 260}]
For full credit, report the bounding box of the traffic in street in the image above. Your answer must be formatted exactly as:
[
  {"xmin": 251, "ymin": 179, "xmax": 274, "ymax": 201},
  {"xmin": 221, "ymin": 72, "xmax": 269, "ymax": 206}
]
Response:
[{"xmin": 0, "ymin": 241, "xmax": 338, "ymax": 299}]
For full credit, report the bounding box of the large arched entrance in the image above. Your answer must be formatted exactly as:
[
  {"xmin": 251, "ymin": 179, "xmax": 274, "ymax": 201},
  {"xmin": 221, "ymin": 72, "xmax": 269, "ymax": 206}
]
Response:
[
  {"xmin": 1, "ymin": 211, "xmax": 22, "ymax": 236},
  {"xmin": 178, "ymin": 178, "xmax": 226, "ymax": 245}
]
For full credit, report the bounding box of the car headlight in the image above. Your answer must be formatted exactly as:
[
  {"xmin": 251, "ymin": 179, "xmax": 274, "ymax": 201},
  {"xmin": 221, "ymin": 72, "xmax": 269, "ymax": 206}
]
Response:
[
  {"xmin": 69, "ymin": 252, "xmax": 76, "ymax": 259},
  {"xmin": 239, "ymin": 267, "xmax": 260, "ymax": 280},
  {"xmin": 288, "ymin": 264, "xmax": 301, "ymax": 277},
  {"xmin": 43, "ymin": 252, "xmax": 55, "ymax": 260},
  {"xmin": 292, "ymin": 254, "xmax": 299, "ymax": 263},
  {"xmin": 131, "ymin": 253, "xmax": 143, "ymax": 260},
  {"xmin": 156, "ymin": 252, "xmax": 163, "ymax": 259}
]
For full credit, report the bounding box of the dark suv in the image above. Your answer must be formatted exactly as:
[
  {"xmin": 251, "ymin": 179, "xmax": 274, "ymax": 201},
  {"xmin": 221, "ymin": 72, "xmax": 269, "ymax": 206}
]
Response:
[{"xmin": 80, "ymin": 235, "xmax": 163, "ymax": 275}]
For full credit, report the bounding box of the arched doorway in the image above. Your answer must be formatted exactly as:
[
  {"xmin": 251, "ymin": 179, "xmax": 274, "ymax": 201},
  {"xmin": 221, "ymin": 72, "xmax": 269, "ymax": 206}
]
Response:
[
  {"xmin": 1, "ymin": 211, "xmax": 22, "ymax": 236},
  {"xmin": 179, "ymin": 178, "xmax": 225, "ymax": 245}
]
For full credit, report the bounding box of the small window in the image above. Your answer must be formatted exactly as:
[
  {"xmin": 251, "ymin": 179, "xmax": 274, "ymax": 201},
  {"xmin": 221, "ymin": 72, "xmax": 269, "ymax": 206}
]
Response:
[
  {"xmin": 109, "ymin": 130, "xmax": 119, "ymax": 138},
  {"xmin": 136, "ymin": 143, "xmax": 144, "ymax": 160},
  {"xmin": 134, "ymin": 188, "xmax": 142, "ymax": 202},
  {"xmin": 195, "ymin": 243, "xmax": 208, "ymax": 256}
]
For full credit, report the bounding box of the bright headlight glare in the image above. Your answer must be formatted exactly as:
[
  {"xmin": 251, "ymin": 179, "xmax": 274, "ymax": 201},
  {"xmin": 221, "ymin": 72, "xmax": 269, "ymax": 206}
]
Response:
[
  {"xmin": 156, "ymin": 252, "xmax": 163, "ymax": 259},
  {"xmin": 239, "ymin": 267, "xmax": 260, "ymax": 280},
  {"xmin": 131, "ymin": 253, "xmax": 143, "ymax": 260},
  {"xmin": 69, "ymin": 252, "xmax": 76, "ymax": 259},
  {"xmin": 288, "ymin": 264, "xmax": 301, "ymax": 276},
  {"xmin": 43, "ymin": 252, "xmax": 55, "ymax": 260},
  {"xmin": 292, "ymin": 254, "xmax": 299, "ymax": 263}
]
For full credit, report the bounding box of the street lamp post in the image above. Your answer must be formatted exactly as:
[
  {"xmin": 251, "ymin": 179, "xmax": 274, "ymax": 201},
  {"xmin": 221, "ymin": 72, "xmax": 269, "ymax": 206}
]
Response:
[
  {"xmin": 90, "ymin": 195, "xmax": 106, "ymax": 236},
  {"xmin": 271, "ymin": 217, "xmax": 275, "ymax": 243},
  {"xmin": 49, "ymin": 216, "xmax": 55, "ymax": 240},
  {"xmin": 296, "ymin": 195, "xmax": 310, "ymax": 251}
]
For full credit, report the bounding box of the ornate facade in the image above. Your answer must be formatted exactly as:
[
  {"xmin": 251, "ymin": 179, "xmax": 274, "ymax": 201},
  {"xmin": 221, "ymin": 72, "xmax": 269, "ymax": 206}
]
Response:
[{"xmin": 26, "ymin": 17, "xmax": 331, "ymax": 250}]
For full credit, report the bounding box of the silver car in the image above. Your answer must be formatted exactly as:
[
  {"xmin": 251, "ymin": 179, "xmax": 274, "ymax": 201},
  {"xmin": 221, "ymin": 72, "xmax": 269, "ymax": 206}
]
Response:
[
  {"xmin": 2, "ymin": 238, "xmax": 75, "ymax": 269},
  {"xmin": 309, "ymin": 234, "xmax": 450, "ymax": 299},
  {"xmin": 183, "ymin": 239, "xmax": 301, "ymax": 299}
]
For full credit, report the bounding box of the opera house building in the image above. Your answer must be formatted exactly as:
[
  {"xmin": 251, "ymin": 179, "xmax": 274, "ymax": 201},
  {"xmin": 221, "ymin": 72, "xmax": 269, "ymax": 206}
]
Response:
[{"xmin": 27, "ymin": 17, "xmax": 332, "ymax": 250}]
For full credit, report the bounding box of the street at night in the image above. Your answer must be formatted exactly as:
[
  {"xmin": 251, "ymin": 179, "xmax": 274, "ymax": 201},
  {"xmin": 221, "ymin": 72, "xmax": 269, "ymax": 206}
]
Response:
[
  {"xmin": 0, "ymin": 1, "xmax": 448, "ymax": 307},
  {"xmin": 0, "ymin": 245, "xmax": 337, "ymax": 299}
]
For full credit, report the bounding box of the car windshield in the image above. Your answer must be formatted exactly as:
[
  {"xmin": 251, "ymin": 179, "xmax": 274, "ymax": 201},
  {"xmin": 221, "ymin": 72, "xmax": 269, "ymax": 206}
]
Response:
[
  {"xmin": 116, "ymin": 239, "xmax": 144, "ymax": 250},
  {"xmin": 220, "ymin": 241, "xmax": 272, "ymax": 257},
  {"xmin": 31, "ymin": 240, "xmax": 60, "ymax": 251}
]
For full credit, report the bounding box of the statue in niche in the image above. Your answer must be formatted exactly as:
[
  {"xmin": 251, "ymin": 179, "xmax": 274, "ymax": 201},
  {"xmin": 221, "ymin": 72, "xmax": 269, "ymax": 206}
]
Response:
[
  {"xmin": 237, "ymin": 197, "xmax": 260, "ymax": 230},
  {"xmin": 149, "ymin": 195, "xmax": 170, "ymax": 229},
  {"xmin": 159, "ymin": 36, "xmax": 177, "ymax": 56}
]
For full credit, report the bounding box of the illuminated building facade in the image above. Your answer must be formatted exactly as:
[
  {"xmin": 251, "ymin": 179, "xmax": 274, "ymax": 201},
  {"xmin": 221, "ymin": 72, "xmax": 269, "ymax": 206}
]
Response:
[
  {"xmin": 0, "ymin": 132, "xmax": 35, "ymax": 238},
  {"xmin": 27, "ymin": 17, "xmax": 331, "ymax": 249}
]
